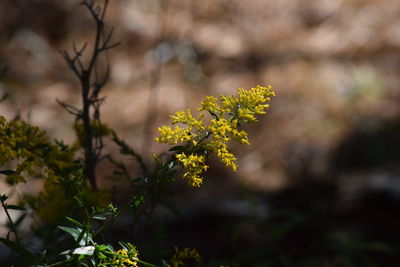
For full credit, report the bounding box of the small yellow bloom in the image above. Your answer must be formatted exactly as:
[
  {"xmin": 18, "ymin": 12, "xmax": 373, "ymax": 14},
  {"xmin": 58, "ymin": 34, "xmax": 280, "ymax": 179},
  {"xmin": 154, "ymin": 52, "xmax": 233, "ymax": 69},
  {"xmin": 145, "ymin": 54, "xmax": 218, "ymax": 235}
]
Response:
[
  {"xmin": 235, "ymin": 85, "xmax": 275, "ymax": 122},
  {"xmin": 176, "ymin": 153, "xmax": 208, "ymax": 187},
  {"xmin": 167, "ymin": 247, "xmax": 201, "ymax": 267},
  {"xmin": 113, "ymin": 249, "xmax": 139, "ymax": 267},
  {"xmin": 199, "ymin": 96, "xmax": 221, "ymax": 114},
  {"xmin": 155, "ymin": 125, "xmax": 194, "ymax": 145},
  {"xmin": 170, "ymin": 109, "xmax": 205, "ymax": 131},
  {"xmin": 155, "ymin": 85, "xmax": 275, "ymax": 187}
]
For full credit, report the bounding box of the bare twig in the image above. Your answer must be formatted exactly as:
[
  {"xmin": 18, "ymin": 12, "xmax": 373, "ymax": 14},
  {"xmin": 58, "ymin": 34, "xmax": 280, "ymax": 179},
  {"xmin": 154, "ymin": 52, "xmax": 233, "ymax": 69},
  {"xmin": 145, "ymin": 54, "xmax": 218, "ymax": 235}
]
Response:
[
  {"xmin": 56, "ymin": 99, "xmax": 82, "ymax": 117},
  {"xmin": 58, "ymin": 0, "xmax": 118, "ymax": 190}
]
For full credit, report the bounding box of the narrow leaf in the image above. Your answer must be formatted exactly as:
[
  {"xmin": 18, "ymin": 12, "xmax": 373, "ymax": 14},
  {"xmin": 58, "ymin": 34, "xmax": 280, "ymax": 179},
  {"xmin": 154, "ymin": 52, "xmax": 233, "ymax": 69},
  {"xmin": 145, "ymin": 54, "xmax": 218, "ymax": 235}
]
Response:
[
  {"xmin": 0, "ymin": 170, "xmax": 16, "ymax": 176},
  {"xmin": 58, "ymin": 226, "xmax": 92, "ymax": 246},
  {"xmin": 6, "ymin": 205, "xmax": 26, "ymax": 211},
  {"xmin": 169, "ymin": 145, "xmax": 185, "ymax": 152},
  {"xmin": 91, "ymin": 215, "xmax": 107, "ymax": 221},
  {"xmin": 73, "ymin": 246, "xmax": 95, "ymax": 255},
  {"xmin": 208, "ymin": 111, "xmax": 219, "ymax": 120},
  {"xmin": 66, "ymin": 217, "xmax": 84, "ymax": 228}
]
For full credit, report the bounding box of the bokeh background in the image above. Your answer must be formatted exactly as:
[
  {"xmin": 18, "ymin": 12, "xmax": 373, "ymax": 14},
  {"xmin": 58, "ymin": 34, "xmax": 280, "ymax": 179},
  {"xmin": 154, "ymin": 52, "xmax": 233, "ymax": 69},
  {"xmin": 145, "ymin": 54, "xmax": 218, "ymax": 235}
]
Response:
[{"xmin": 1, "ymin": 0, "xmax": 400, "ymax": 265}]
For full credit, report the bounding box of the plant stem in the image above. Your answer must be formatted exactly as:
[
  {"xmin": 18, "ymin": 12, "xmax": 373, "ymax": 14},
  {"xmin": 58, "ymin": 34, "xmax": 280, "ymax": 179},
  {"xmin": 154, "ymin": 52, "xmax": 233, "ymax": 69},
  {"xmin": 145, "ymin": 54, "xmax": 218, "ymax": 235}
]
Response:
[
  {"xmin": 92, "ymin": 200, "xmax": 131, "ymax": 238},
  {"xmin": 0, "ymin": 198, "xmax": 20, "ymax": 244}
]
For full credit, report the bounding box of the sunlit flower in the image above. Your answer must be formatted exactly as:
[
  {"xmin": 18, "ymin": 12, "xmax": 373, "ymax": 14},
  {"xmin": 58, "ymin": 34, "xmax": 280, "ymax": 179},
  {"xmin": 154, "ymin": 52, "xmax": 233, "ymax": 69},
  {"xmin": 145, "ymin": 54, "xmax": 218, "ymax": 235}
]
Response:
[
  {"xmin": 155, "ymin": 85, "xmax": 275, "ymax": 186},
  {"xmin": 113, "ymin": 248, "xmax": 139, "ymax": 267},
  {"xmin": 155, "ymin": 125, "xmax": 194, "ymax": 145},
  {"xmin": 176, "ymin": 153, "xmax": 208, "ymax": 187},
  {"xmin": 170, "ymin": 109, "xmax": 205, "ymax": 131}
]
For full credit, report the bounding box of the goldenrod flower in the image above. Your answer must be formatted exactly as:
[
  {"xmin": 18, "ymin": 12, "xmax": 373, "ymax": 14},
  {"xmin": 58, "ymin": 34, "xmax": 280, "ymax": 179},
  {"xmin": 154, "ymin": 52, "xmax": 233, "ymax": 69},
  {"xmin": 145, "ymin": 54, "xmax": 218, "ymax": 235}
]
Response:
[
  {"xmin": 170, "ymin": 109, "xmax": 205, "ymax": 131},
  {"xmin": 176, "ymin": 153, "xmax": 208, "ymax": 187},
  {"xmin": 155, "ymin": 85, "xmax": 275, "ymax": 186},
  {"xmin": 167, "ymin": 247, "xmax": 201, "ymax": 267},
  {"xmin": 235, "ymin": 85, "xmax": 275, "ymax": 122},
  {"xmin": 113, "ymin": 248, "xmax": 139, "ymax": 267},
  {"xmin": 155, "ymin": 125, "xmax": 194, "ymax": 145},
  {"xmin": 199, "ymin": 96, "xmax": 221, "ymax": 114},
  {"xmin": 207, "ymin": 141, "xmax": 238, "ymax": 172}
]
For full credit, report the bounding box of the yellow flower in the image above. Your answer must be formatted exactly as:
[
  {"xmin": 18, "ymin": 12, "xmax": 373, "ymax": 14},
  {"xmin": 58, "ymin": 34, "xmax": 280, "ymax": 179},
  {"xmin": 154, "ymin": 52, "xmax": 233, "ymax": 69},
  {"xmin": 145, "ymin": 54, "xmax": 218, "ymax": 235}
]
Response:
[
  {"xmin": 199, "ymin": 96, "xmax": 221, "ymax": 114},
  {"xmin": 167, "ymin": 247, "xmax": 201, "ymax": 267},
  {"xmin": 170, "ymin": 109, "xmax": 205, "ymax": 131},
  {"xmin": 176, "ymin": 153, "xmax": 208, "ymax": 187},
  {"xmin": 235, "ymin": 85, "xmax": 275, "ymax": 122},
  {"xmin": 206, "ymin": 141, "xmax": 238, "ymax": 171},
  {"xmin": 155, "ymin": 125, "xmax": 194, "ymax": 145},
  {"xmin": 155, "ymin": 85, "xmax": 275, "ymax": 186},
  {"xmin": 113, "ymin": 249, "xmax": 139, "ymax": 267}
]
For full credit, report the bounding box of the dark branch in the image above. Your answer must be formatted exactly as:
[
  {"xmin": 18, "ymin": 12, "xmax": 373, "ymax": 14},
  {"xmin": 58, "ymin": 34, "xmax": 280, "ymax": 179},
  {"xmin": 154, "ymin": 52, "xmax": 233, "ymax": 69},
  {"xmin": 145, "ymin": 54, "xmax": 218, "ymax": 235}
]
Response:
[{"xmin": 56, "ymin": 99, "xmax": 83, "ymax": 117}]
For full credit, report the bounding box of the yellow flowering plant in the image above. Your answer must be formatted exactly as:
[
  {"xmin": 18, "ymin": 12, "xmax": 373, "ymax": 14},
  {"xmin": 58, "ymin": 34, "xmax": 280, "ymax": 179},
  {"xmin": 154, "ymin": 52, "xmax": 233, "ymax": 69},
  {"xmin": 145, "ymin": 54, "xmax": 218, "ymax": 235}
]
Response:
[
  {"xmin": 0, "ymin": 1, "xmax": 275, "ymax": 266},
  {"xmin": 167, "ymin": 247, "xmax": 201, "ymax": 267},
  {"xmin": 155, "ymin": 85, "xmax": 275, "ymax": 187}
]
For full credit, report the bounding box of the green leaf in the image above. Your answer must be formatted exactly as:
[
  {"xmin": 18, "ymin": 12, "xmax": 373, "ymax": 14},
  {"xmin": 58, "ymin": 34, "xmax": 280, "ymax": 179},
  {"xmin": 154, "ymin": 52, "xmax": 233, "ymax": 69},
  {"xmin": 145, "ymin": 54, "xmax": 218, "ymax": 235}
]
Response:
[
  {"xmin": 132, "ymin": 194, "xmax": 146, "ymax": 208},
  {"xmin": 73, "ymin": 246, "xmax": 95, "ymax": 256},
  {"xmin": 76, "ymin": 226, "xmax": 88, "ymax": 247},
  {"xmin": 167, "ymin": 161, "xmax": 177, "ymax": 170},
  {"xmin": 96, "ymin": 244, "xmax": 113, "ymax": 252},
  {"xmin": 0, "ymin": 237, "xmax": 34, "ymax": 259},
  {"xmin": 208, "ymin": 111, "xmax": 219, "ymax": 120},
  {"xmin": 131, "ymin": 177, "xmax": 148, "ymax": 183},
  {"xmin": 91, "ymin": 215, "xmax": 107, "ymax": 221},
  {"xmin": 0, "ymin": 170, "xmax": 16, "ymax": 176},
  {"xmin": 66, "ymin": 217, "xmax": 84, "ymax": 228},
  {"xmin": 97, "ymin": 252, "xmax": 107, "ymax": 259},
  {"xmin": 169, "ymin": 145, "xmax": 185, "ymax": 152},
  {"xmin": 58, "ymin": 226, "xmax": 81, "ymax": 239},
  {"xmin": 118, "ymin": 241, "xmax": 129, "ymax": 251},
  {"xmin": 6, "ymin": 205, "xmax": 26, "ymax": 211},
  {"xmin": 58, "ymin": 226, "xmax": 93, "ymax": 246}
]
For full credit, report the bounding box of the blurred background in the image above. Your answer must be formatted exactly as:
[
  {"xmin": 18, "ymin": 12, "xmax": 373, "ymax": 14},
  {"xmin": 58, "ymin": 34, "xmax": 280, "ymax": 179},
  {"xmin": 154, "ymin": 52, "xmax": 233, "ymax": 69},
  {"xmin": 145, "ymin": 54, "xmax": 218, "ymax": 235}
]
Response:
[{"xmin": 1, "ymin": 0, "xmax": 400, "ymax": 266}]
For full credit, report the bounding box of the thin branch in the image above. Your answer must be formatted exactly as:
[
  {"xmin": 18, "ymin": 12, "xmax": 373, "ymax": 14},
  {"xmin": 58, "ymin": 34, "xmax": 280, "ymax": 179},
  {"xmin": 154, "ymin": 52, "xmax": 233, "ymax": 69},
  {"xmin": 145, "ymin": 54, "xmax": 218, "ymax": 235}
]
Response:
[
  {"xmin": 100, "ymin": 0, "xmax": 109, "ymax": 21},
  {"xmin": 59, "ymin": 50, "xmax": 82, "ymax": 78},
  {"xmin": 56, "ymin": 99, "xmax": 82, "ymax": 117},
  {"xmin": 100, "ymin": 41, "xmax": 121, "ymax": 52},
  {"xmin": 59, "ymin": 0, "xmax": 119, "ymax": 189}
]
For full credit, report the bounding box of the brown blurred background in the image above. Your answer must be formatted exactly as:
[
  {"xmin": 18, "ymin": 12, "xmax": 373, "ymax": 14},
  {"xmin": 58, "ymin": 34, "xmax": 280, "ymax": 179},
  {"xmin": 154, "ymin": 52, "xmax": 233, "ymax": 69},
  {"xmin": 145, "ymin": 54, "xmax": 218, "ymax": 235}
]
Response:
[{"xmin": 1, "ymin": 0, "xmax": 400, "ymax": 265}]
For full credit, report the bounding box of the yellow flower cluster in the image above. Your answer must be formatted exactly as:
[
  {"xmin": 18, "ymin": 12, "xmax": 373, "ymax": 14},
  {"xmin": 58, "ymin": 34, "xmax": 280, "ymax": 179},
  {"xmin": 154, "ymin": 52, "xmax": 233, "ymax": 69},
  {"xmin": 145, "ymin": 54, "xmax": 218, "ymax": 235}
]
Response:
[
  {"xmin": 176, "ymin": 153, "xmax": 209, "ymax": 187},
  {"xmin": 155, "ymin": 85, "xmax": 275, "ymax": 186},
  {"xmin": 0, "ymin": 116, "xmax": 109, "ymax": 224},
  {"xmin": 170, "ymin": 109, "xmax": 205, "ymax": 132},
  {"xmin": 0, "ymin": 116, "xmax": 78, "ymax": 185},
  {"xmin": 155, "ymin": 125, "xmax": 194, "ymax": 145},
  {"xmin": 167, "ymin": 247, "xmax": 201, "ymax": 267},
  {"xmin": 113, "ymin": 249, "xmax": 139, "ymax": 267},
  {"xmin": 221, "ymin": 85, "xmax": 275, "ymax": 123}
]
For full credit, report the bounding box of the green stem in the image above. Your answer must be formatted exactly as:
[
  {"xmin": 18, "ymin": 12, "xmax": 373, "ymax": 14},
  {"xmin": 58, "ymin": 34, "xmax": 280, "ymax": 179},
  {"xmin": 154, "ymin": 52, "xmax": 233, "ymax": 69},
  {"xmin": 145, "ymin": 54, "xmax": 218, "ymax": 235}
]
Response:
[
  {"xmin": 46, "ymin": 257, "xmax": 73, "ymax": 267},
  {"xmin": 0, "ymin": 198, "xmax": 20, "ymax": 244},
  {"xmin": 92, "ymin": 200, "xmax": 131, "ymax": 238}
]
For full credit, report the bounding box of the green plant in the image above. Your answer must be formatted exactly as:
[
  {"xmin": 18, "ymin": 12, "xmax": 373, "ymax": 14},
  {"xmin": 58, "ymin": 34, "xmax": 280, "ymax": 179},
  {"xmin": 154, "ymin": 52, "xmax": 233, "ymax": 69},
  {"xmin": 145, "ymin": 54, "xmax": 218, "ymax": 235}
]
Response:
[{"xmin": 0, "ymin": 1, "xmax": 275, "ymax": 266}]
